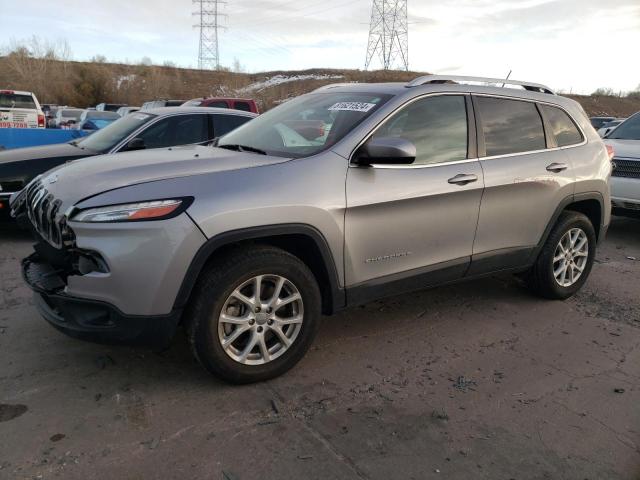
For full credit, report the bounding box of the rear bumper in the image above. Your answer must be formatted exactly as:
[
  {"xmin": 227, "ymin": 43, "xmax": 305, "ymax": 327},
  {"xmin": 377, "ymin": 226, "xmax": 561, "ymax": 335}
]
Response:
[{"xmin": 22, "ymin": 254, "xmax": 181, "ymax": 346}]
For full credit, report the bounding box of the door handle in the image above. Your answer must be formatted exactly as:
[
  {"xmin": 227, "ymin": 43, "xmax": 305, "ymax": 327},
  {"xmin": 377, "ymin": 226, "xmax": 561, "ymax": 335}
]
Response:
[
  {"xmin": 546, "ymin": 162, "xmax": 568, "ymax": 173},
  {"xmin": 448, "ymin": 173, "xmax": 478, "ymax": 186}
]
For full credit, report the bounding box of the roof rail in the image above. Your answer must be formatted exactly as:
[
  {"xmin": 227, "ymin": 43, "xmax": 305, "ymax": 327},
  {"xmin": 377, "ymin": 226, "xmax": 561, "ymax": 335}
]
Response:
[
  {"xmin": 313, "ymin": 83, "xmax": 354, "ymax": 91},
  {"xmin": 406, "ymin": 75, "xmax": 556, "ymax": 95}
]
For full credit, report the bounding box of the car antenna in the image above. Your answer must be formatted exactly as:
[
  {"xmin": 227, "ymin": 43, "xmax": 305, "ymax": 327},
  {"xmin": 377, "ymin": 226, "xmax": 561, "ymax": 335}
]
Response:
[{"xmin": 501, "ymin": 70, "xmax": 512, "ymax": 88}]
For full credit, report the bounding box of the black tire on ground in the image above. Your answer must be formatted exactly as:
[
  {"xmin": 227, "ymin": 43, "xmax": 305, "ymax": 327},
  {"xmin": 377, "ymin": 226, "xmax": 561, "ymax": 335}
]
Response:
[
  {"xmin": 526, "ymin": 210, "xmax": 597, "ymax": 300},
  {"xmin": 185, "ymin": 245, "xmax": 321, "ymax": 384}
]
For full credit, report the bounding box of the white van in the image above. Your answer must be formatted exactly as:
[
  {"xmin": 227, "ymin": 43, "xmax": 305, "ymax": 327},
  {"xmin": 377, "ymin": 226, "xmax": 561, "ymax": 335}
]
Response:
[{"xmin": 0, "ymin": 90, "xmax": 45, "ymax": 129}]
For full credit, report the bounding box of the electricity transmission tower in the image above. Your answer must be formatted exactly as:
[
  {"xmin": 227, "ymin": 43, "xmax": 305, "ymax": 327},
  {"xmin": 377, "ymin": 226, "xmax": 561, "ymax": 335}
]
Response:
[
  {"xmin": 193, "ymin": 0, "xmax": 226, "ymax": 70},
  {"xmin": 364, "ymin": 0, "xmax": 408, "ymax": 71}
]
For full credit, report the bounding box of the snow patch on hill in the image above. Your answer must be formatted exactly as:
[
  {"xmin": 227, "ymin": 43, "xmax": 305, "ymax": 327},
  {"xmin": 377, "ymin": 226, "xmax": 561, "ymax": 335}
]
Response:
[{"xmin": 238, "ymin": 74, "xmax": 344, "ymax": 93}]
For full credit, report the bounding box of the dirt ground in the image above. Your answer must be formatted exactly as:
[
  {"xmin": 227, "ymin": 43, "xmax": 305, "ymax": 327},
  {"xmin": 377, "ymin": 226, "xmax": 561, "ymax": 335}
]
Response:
[{"xmin": 1, "ymin": 217, "xmax": 639, "ymax": 480}]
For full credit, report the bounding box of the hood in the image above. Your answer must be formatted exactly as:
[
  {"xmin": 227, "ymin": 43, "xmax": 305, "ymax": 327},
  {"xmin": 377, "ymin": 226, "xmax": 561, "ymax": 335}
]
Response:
[
  {"xmin": 33, "ymin": 145, "xmax": 291, "ymax": 208},
  {"xmin": 603, "ymin": 139, "xmax": 640, "ymax": 159},
  {"xmin": 0, "ymin": 142, "xmax": 92, "ymax": 165}
]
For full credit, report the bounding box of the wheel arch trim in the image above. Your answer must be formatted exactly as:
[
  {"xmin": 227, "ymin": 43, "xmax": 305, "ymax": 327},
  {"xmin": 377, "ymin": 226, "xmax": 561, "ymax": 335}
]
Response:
[
  {"xmin": 530, "ymin": 191, "xmax": 606, "ymax": 263},
  {"xmin": 173, "ymin": 223, "xmax": 346, "ymax": 315}
]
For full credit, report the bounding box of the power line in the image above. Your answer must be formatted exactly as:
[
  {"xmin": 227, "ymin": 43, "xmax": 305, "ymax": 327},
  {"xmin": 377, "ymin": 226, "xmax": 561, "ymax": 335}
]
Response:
[
  {"xmin": 193, "ymin": 0, "xmax": 227, "ymax": 69},
  {"xmin": 365, "ymin": 0, "xmax": 408, "ymax": 71}
]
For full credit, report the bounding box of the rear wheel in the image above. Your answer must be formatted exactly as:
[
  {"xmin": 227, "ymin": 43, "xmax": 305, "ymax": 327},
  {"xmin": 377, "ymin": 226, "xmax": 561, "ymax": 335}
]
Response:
[
  {"xmin": 526, "ymin": 211, "xmax": 596, "ymax": 299},
  {"xmin": 185, "ymin": 246, "xmax": 321, "ymax": 383}
]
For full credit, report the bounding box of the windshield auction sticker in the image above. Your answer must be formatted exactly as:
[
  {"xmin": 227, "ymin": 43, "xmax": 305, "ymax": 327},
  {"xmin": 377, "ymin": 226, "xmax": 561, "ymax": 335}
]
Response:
[{"xmin": 328, "ymin": 102, "xmax": 376, "ymax": 112}]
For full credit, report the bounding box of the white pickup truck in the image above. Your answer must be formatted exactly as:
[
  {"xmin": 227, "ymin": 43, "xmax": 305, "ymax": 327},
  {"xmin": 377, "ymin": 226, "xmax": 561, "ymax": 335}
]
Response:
[{"xmin": 0, "ymin": 90, "xmax": 45, "ymax": 129}]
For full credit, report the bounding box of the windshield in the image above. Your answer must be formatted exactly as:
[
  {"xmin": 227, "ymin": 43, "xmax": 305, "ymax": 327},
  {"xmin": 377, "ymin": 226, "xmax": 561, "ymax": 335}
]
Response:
[
  {"xmin": 182, "ymin": 99, "xmax": 202, "ymax": 106},
  {"xmin": 217, "ymin": 92, "xmax": 392, "ymax": 157},
  {"xmin": 77, "ymin": 112, "xmax": 155, "ymax": 152},
  {"xmin": 0, "ymin": 93, "xmax": 36, "ymax": 109},
  {"xmin": 608, "ymin": 113, "xmax": 640, "ymax": 140}
]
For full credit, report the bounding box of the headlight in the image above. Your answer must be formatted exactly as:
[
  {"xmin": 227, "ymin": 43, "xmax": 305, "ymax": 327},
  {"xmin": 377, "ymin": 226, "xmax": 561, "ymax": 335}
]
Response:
[{"xmin": 71, "ymin": 199, "xmax": 188, "ymax": 223}]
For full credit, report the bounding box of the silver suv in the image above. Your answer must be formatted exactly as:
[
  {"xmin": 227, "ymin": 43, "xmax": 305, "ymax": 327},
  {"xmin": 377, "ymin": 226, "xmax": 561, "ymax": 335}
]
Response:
[{"xmin": 12, "ymin": 75, "xmax": 611, "ymax": 383}]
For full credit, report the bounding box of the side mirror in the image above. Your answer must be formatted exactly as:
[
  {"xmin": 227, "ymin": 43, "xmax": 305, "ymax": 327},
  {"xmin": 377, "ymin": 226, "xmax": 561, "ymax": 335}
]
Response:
[
  {"xmin": 125, "ymin": 138, "xmax": 146, "ymax": 151},
  {"xmin": 354, "ymin": 137, "xmax": 416, "ymax": 166}
]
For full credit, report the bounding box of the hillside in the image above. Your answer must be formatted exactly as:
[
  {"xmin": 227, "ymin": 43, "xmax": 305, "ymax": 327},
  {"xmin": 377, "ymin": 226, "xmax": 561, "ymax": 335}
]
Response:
[{"xmin": 1, "ymin": 55, "xmax": 638, "ymax": 116}]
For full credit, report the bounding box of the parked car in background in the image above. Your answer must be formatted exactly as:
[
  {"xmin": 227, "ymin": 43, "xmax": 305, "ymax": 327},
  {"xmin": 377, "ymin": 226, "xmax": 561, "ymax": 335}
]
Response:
[
  {"xmin": 46, "ymin": 106, "xmax": 60, "ymax": 128},
  {"xmin": 183, "ymin": 97, "xmax": 259, "ymax": 114},
  {"xmin": 75, "ymin": 111, "xmax": 120, "ymax": 131},
  {"xmin": 604, "ymin": 112, "xmax": 640, "ymax": 217},
  {"xmin": 96, "ymin": 103, "xmax": 127, "ymax": 112},
  {"xmin": 10, "ymin": 75, "xmax": 611, "ymax": 383},
  {"xmin": 52, "ymin": 108, "xmax": 85, "ymax": 129},
  {"xmin": 0, "ymin": 90, "xmax": 45, "ymax": 129},
  {"xmin": 42, "ymin": 104, "xmax": 59, "ymax": 127},
  {"xmin": 0, "ymin": 107, "xmax": 256, "ymax": 221},
  {"xmin": 141, "ymin": 99, "xmax": 186, "ymax": 110},
  {"xmin": 597, "ymin": 118, "xmax": 626, "ymax": 137},
  {"xmin": 116, "ymin": 106, "xmax": 140, "ymax": 117},
  {"xmin": 590, "ymin": 116, "xmax": 616, "ymax": 130}
]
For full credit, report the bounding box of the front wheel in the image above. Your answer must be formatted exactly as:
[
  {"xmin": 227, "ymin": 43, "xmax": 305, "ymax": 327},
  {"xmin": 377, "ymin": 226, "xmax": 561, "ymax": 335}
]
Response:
[
  {"xmin": 526, "ymin": 211, "xmax": 596, "ymax": 300},
  {"xmin": 185, "ymin": 246, "xmax": 321, "ymax": 383}
]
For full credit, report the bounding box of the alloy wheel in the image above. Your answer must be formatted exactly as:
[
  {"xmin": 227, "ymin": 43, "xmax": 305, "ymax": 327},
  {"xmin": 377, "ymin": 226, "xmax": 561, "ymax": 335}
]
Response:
[
  {"xmin": 553, "ymin": 228, "xmax": 589, "ymax": 287},
  {"xmin": 217, "ymin": 274, "xmax": 304, "ymax": 365}
]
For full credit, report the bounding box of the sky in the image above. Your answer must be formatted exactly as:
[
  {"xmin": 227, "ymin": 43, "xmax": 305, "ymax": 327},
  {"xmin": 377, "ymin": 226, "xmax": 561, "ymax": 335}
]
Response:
[{"xmin": 1, "ymin": 0, "xmax": 639, "ymax": 94}]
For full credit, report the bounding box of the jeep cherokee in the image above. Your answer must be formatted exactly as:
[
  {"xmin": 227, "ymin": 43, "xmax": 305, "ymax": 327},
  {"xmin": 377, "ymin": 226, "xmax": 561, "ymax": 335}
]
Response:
[{"xmin": 11, "ymin": 75, "xmax": 612, "ymax": 383}]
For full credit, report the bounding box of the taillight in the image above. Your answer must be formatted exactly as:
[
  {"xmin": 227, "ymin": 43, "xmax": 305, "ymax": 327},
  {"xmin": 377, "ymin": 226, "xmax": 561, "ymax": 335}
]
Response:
[
  {"xmin": 37, "ymin": 114, "xmax": 45, "ymax": 128},
  {"xmin": 606, "ymin": 144, "xmax": 615, "ymax": 161}
]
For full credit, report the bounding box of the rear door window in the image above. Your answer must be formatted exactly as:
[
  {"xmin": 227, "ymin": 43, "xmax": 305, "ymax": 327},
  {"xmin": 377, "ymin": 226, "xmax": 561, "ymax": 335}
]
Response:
[
  {"xmin": 476, "ymin": 96, "xmax": 546, "ymax": 156},
  {"xmin": 539, "ymin": 105, "xmax": 583, "ymax": 147},
  {"xmin": 212, "ymin": 114, "xmax": 252, "ymax": 137}
]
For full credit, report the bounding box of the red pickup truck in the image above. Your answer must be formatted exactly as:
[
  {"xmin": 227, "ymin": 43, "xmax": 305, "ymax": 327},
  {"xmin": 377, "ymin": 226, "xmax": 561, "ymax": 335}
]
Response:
[{"xmin": 182, "ymin": 97, "xmax": 259, "ymax": 114}]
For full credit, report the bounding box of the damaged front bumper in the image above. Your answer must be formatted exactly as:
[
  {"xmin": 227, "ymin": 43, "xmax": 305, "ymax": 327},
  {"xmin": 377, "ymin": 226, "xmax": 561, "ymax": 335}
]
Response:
[{"xmin": 22, "ymin": 253, "xmax": 182, "ymax": 347}]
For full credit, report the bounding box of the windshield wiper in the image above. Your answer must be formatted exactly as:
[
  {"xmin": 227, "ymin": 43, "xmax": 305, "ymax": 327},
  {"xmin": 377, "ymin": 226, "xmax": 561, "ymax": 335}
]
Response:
[{"xmin": 217, "ymin": 144, "xmax": 267, "ymax": 155}]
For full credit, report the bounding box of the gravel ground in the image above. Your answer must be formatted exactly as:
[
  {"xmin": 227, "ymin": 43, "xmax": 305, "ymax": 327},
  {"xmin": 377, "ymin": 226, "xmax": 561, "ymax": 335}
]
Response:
[{"xmin": 1, "ymin": 217, "xmax": 639, "ymax": 480}]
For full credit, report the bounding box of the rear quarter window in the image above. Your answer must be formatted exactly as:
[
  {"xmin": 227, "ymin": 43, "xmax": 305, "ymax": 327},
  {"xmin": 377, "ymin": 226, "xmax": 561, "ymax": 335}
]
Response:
[
  {"xmin": 540, "ymin": 105, "xmax": 583, "ymax": 147},
  {"xmin": 476, "ymin": 96, "xmax": 546, "ymax": 157}
]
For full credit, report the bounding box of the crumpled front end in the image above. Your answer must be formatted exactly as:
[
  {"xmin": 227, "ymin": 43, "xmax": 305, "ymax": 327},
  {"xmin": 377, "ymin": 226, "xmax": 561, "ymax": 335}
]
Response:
[{"xmin": 16, "ymin": 178, "xmax": 207, "ymax": 346}]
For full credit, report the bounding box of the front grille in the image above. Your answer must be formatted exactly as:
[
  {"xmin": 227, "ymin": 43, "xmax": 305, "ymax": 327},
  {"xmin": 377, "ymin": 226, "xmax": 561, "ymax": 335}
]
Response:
[
  {"xmin": 25, "ymin": 180, "xmax": 71, "ymax": 248},
  {"xmin": 612, "ymin": 157, "xmax": 640, "ymax": 179}
]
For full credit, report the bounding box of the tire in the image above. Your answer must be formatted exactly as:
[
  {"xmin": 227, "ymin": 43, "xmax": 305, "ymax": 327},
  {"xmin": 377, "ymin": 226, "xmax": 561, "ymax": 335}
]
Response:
[
  {"xmin": 526, "ymin": 211, "xmax": 597, "ymax": 300},
  {"xmin": 185, "ymin": 245, "xmax": 321, "ymax": 383}
]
